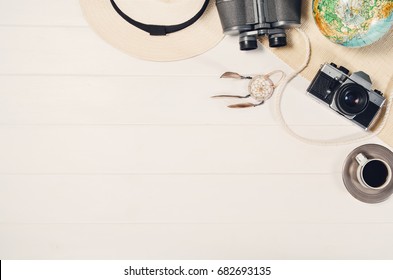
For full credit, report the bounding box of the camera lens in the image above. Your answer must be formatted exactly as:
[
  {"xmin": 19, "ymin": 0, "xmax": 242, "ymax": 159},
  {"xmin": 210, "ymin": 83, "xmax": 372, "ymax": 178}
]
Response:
[
  {"xmin": 336, "ymin": 84, "xmax": 369, "ymax": 115},
  {"xmin": 269, "ymin": 34, "xmax": 287, "ymax": 48},
  {"xmin": 239, "ymin": 35, "xmax": 258, "ymax": 51}
]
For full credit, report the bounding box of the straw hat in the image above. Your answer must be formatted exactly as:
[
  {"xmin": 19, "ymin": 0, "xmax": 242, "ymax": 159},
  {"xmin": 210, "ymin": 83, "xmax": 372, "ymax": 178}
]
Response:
[{"xmin": 79, "ymin": 0, "xmax": 224, "ymax": 61}]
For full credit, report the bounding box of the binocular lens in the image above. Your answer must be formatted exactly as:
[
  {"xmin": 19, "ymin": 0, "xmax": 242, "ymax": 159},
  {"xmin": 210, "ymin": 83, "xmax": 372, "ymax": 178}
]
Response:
[
  {"xmin": 269, "ymin": 34, "xmax": 287, "ymax": 48},
  {"xmin": 239, "ymin": 36, "xmax": 258, "ymax": 51}
]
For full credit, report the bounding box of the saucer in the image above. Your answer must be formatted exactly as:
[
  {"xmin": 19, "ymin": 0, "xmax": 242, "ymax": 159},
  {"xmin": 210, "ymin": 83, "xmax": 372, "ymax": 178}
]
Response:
[{"xmin": 342, "ymin": 144, "xmax": 393, "ymax": 204}]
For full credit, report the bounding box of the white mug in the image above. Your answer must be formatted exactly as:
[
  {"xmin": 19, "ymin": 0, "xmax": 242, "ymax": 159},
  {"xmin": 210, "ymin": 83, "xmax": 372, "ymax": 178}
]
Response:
[{"xmin": 355, "ymin": 153, "xmax": 392, "ymax": 189}]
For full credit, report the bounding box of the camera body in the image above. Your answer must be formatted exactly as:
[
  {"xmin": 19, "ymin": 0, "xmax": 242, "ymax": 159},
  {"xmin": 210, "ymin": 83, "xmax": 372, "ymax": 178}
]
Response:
[
  {"xmin": 307, "ymin": 63, "xmax": 385, "ymax": 130},
  {"xmin": 215, "ymin": 0, "xmax": 302, "ymax": 51}
]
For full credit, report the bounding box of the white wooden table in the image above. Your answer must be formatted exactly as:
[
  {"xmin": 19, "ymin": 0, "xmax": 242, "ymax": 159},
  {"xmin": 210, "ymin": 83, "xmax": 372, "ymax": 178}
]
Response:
[{"xmin": 1, "ymin": 0, "xmax": 393, "ymax": 259}]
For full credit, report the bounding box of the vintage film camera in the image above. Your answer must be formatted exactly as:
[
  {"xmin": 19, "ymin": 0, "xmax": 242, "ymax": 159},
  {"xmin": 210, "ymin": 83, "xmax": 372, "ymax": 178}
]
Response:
[
  {"xmin": 215, "ymin": 0, "xmax": 302, "ymax": 50},
  {"xmin": 307, "ymin": 63, "xmax": 386, "ymax": 130}
]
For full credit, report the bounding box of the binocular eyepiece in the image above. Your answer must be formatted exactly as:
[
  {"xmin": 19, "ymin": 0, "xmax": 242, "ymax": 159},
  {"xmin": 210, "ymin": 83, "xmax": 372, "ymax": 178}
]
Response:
[{"xmin": 240, "ymin": 33, "xmax": 287, "ymax": 51}]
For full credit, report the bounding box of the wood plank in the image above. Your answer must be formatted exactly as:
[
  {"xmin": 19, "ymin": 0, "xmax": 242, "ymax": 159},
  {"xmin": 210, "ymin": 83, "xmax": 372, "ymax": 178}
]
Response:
[
  {"xmin": 0, "ymin": 27, "xmax": 293, "ymax": 76},
  {"xmin": 0, "ymin": 76, "xmax": 354, "ymax": 126},
  {"xmin": 0, "ymin": 174, "xmax": 392, "ymax": 224},
  {"xmin": 1, "ymin": 223, "xmax": 393, "ymax": 259},
  {"xmin": 0, "ymin": 0, "xmax": 85, "ymax": 26},
  {"xmin": 0, "ymin": 125, "xmax": 377, "ymax": 174}
]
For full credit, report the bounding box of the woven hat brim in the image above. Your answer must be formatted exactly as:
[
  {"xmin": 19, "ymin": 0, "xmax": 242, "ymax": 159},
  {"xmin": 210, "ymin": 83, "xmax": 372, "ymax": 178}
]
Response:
[{"xmin": 80, "ymin": 0, "xmax": 224, "ymax": 61}]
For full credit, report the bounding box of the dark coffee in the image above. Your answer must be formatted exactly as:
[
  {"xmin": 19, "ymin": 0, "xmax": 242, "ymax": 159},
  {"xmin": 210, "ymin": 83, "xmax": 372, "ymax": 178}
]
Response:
[{"xmin": 362, "ymin": 160, "xmax": 390, "ymax": 188}]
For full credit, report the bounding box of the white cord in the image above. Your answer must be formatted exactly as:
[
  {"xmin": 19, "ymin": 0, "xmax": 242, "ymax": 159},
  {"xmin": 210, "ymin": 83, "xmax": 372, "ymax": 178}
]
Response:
[{"xmin": 274, "ymin": 28, "xmax": 393, "ymax": 146}]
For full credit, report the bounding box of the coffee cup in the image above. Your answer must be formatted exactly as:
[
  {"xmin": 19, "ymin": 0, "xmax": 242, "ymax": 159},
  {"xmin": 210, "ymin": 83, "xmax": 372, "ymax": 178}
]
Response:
[{"xmin": 355, "ymin": 153, "xmax": 392, "ymax": 189}]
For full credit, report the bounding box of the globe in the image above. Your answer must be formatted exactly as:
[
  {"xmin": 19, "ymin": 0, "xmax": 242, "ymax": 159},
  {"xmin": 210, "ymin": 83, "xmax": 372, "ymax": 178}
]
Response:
[{"xmin": 313, "ymin": 0, "xmax": 393, "ymax": 47}]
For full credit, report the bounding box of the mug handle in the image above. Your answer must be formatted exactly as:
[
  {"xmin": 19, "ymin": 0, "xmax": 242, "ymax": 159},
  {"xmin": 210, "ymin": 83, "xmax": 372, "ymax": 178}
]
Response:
[{"xmin": 355, "ymin": 153, "xmax": 368, "ymax": 167}]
